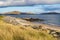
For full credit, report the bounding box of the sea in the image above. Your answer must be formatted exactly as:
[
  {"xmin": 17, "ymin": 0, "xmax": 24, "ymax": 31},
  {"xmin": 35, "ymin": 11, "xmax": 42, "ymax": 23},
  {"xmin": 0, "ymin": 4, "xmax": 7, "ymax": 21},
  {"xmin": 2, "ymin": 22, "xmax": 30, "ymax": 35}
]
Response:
[{"xmin": 1, "ymin": 14, "xmax": 60, "ymax": 26}]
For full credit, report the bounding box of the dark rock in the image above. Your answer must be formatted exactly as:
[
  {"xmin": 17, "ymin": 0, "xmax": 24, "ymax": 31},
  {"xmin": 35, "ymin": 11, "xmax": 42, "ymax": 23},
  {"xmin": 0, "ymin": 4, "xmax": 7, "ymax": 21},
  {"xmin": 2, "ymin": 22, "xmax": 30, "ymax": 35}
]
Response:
[{"xmin": 24, "ymin": 18, "xmax": 44, "ymax": 22}]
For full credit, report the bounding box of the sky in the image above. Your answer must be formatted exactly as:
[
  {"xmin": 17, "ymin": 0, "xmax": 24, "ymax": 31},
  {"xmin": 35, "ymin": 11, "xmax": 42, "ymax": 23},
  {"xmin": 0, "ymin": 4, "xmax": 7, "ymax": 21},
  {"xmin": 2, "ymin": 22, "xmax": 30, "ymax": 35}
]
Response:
[{"xmin": 0, "ymin": 0, "xmax": 60, "ymax": 13}]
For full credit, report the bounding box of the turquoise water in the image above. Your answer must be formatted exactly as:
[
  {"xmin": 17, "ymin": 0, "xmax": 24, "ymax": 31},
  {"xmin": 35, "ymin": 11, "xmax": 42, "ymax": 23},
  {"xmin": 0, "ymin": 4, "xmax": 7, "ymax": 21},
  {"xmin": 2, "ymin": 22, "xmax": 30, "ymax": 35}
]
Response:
[{"xmin": 4, "ymin": 14, "xmax": 60, "ymax": 26}]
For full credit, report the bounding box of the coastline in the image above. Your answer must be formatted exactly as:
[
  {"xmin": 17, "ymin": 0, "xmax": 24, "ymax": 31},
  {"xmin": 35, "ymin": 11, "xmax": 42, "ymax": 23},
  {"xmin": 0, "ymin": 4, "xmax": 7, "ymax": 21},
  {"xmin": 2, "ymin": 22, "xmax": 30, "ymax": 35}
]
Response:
[
  {"xmin": 0, "ymin": 16, "xmax": 60, "ymax": 40},
  {"xmin": 3, "ymin": 16, "xmax": 60, "ymax": 32}
]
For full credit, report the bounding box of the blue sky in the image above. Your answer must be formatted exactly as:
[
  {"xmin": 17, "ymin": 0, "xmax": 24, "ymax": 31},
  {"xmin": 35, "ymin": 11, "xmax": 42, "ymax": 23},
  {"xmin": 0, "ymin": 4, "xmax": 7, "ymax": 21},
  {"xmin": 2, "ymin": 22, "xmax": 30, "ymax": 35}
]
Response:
[{"xmin": 0, "ymin": 0, "xmax": 60, "ymax": 13}]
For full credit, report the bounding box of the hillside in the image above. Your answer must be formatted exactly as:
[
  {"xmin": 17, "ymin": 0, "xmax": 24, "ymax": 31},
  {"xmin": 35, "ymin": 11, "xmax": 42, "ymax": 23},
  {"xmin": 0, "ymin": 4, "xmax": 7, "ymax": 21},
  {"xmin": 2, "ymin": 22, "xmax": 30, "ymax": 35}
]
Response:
[
  {"xmin": 0, "ymin": 16, "xmax": 57, "ymax": 40},
  {"xmin": 4, "ymin": 11, "xmax": 21, "ymax": 14},
  {"xmin": 41, "ymin": 12, "xmax": 60, "ymax": 15},
  {"xmin": 0, "ymin": 11, "xmax": 33, "ymax": 15}
]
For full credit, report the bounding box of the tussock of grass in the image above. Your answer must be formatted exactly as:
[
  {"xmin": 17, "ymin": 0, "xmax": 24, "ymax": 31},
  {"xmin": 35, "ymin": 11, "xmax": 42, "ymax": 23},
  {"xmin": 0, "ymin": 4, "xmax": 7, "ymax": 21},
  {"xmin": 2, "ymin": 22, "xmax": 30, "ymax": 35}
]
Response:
[
  {"xmin": 0, "ymin": 16, "xmax": 57, "ymax": 40},
  {"xmin": 0, "ymin": 16, "xmax": 4, "ymax": 20},
  {"xmin": 0, "ymin": 20, "xmax": 57, "ymax": 40}
]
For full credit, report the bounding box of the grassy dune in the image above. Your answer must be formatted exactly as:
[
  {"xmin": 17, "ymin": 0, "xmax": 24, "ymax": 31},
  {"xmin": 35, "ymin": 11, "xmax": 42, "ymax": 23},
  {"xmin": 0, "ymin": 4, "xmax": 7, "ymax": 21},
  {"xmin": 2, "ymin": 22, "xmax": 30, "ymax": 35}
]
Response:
[{"xmin": 0, "ymin": 16, "xmax": 57, "ymax": 40}]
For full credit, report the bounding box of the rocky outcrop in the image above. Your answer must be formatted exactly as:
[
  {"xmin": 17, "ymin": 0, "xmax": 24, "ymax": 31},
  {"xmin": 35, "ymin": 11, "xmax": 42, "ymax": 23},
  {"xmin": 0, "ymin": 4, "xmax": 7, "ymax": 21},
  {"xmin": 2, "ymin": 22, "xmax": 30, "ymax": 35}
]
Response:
[
  {"xmin": 49, "ymin": 30, "xmax": 60, "ymax": 37},
  {"xmin": 3, "ymin": 16, "xmax": 32, "ymax": 26},
  {"xmin": 24, "ymin": 18, "xmax": 44, "ymax": 22}
]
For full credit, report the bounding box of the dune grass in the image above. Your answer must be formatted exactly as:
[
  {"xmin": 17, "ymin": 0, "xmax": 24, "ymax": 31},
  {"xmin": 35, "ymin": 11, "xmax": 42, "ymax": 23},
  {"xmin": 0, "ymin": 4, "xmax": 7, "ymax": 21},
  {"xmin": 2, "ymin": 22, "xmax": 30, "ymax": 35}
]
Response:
[{"xmin": 0, "ymin": 16, "xmax": 57, "ymax": 40}]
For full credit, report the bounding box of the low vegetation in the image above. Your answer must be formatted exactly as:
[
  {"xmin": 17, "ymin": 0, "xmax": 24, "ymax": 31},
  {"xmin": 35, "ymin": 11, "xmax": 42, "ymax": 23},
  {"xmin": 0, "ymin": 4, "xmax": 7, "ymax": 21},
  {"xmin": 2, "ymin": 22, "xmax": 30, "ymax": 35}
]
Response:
[{"xmin": 0, "ymin": 16, "xmax": 57, "ymax": 40}]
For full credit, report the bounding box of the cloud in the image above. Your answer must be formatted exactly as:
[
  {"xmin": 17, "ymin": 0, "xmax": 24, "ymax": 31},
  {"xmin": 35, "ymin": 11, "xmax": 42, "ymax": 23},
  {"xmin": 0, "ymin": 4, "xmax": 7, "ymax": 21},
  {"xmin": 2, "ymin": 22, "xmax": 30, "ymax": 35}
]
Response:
[
  {"xmin": 0, "ymin": 0, "xmax": 60, "ymax": 6},
  {"xmin": 0, "ymin": 0, "xmax": 27, "ymax": 6},
  {"xmin": 0, "ymin": 4, "xmax": 60, "ymax": 13},
  {"xmin": 33, "ymin": 4, "xmax": 60, "ymax": 13},
  {"xmin": 0, "ymin": 0, "xmax": 60, "ymax": 13},
  {"xmin": 0, "ymin": 1, "xmax": 5, "ymax": 5}
]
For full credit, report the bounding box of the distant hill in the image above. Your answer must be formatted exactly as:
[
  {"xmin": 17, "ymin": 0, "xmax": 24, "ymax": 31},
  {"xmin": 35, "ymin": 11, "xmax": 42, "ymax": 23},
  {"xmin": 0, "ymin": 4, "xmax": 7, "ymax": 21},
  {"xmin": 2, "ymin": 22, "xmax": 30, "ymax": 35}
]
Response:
[
  {"xmin": 41, "ymin": 12, "xmax": 60, "ymax": 15},
  {"xmin": 1, "ymin": 11, "xmax": 34, "ymax": 15},
  {"xmin": 4, "ymin": 11, "xmax": 21, "ymax": 14}
]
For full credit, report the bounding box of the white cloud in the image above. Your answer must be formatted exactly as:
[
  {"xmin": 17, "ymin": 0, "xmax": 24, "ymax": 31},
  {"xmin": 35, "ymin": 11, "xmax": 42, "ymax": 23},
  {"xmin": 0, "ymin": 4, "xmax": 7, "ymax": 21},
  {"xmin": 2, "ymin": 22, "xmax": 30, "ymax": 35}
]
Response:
[
  {"xmin": 0, "ymin": 4, "xmax": 60, "ymax": 13},
  {"xmin": 0, "ymin": 1, "xmax": 4, "ymax": 5},
  {"xmin": 41, "ymin": 0, "xmax": 60, "ymax": 4},
  {"xmin": 0, "ymin": 0, "xmax": 60, "ymax": 6},
  {"xmin": 0, "ymin": 0, "xmax": 60, "ymax": 13}
]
